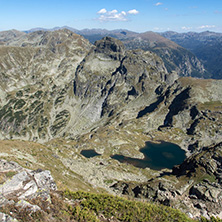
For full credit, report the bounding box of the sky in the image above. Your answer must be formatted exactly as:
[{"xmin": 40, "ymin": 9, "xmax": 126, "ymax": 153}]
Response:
[{"xmin": 1, "ymin": 0, "xmax": 222, "ymax": 33}]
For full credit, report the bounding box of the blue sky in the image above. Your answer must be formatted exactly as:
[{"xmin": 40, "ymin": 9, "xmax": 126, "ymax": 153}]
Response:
[{"xmin": 1, "ymin": 0, "xmax": 222, "ymax": 33}]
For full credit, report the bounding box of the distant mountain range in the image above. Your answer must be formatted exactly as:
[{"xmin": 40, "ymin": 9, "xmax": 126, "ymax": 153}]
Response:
[
  {"xmin": 23, "ymin": 27, "xmax": 222, "ymax": 79},
  {"xmin": 1, "ymin": 27, "xmax": 222, "ymax": 79},
  {"xmin": 161, "ymin": 31, "xmax": 222, "ymax": 79}
]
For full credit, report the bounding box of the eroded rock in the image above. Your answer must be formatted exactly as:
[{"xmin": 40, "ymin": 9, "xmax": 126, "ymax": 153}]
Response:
[{"xmin": 0, "ymin": 159, "xmax": 57, "ymax": 211}]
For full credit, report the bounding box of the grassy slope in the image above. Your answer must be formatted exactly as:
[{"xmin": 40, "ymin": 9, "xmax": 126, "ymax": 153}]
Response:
[{"xmin": 1, "ymin": 190, "xmax": 196, "ymax": 222}]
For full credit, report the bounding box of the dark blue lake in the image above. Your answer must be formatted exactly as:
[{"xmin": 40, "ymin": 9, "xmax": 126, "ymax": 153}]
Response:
[
  {"xmin": 80, "ymin": 149, "xmax": 101, "ymax": 158},
  {"xmin": 111, "ymin": 141, "xmax": 186, "ymax": 170}
]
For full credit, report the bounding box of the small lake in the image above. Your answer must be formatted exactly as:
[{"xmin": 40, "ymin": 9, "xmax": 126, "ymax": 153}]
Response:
[
  {"xmin": 111, "ymin": 141, "xmax": 186, "ymax": 170},
  {"xmin": 80, "ymin": 149, "xmax": 101, "ymax": 158}
]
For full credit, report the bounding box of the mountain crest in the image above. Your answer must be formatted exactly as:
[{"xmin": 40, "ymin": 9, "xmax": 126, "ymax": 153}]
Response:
[{"xmin": 94, "ymin": 36, "xmax": 125, "ymax": 60}]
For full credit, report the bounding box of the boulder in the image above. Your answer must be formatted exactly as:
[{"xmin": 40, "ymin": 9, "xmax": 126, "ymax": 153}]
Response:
[
  {"xmin": 33, "ymin": 170, "xmax": 57, "ymax": 191},
  {"xmin": 0, "ymin": 171, "xmax": 30, "ymax": 197},
  {"xmin": 0, "ymin": 168, "xmax": 57, "ymax": 200}
]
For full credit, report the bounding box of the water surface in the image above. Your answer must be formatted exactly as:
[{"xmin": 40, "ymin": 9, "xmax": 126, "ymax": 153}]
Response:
[
  {"xmin": 111, "ymin": 141, "xmax": 186, "ymax": 170},
  {"xmin": 80, "ymin": 149, "xmax": 101, "ymax": 158}
]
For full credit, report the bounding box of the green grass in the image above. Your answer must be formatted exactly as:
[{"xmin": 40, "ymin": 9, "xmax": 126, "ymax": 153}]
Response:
[
  {"xmin": 62, "ymin": 190, "xmax": 194, "ymax": 222},
  {"xmin": 198, "ymin": 101, "xmax": 222, "ymax": 111},
  {"xmin": 3, "ymin": 190, "xmax": 195, "ymax": 221}
]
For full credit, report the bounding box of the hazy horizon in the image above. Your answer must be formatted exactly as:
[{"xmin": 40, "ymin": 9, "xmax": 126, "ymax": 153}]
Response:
[
  {"xmin": 1, "ymin": 0, "xmax": 222, "ymax": 33},
  {"xmin": 2, "ymin": 26, "xmax": 222, "ymax": 35}
]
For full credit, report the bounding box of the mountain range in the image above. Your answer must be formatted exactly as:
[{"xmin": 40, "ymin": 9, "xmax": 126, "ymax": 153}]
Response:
[
  {"xmin": 21, "ymin": 26, "xmax": 222, "ymax": 79},
  {"xmin": 161, "ymin": 31, "xmax": 222, "ymax": 79},
  {"xmin": 0, "ymin": 28, "xmax": 222, "ymax": 220}
]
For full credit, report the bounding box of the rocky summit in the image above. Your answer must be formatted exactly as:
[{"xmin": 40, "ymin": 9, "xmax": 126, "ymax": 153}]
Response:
[{"xmin": 0, "ymin": 29, "xmax": 222, "ymax": 220}]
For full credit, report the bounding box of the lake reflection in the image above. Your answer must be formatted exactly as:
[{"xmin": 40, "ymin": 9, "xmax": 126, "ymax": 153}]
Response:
[{"xmin": 111, "ymin": 141, "xmax": 186, "ymax": 170}]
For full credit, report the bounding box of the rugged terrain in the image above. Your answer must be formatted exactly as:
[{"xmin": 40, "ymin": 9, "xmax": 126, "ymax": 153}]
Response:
[
  {"xmin": 0, "ymin": 159, "xmax": 194, "ymax": 222},
  {"xmin": 161, "ymin": 31, "xmax": 222, "ymax": 79},
  {"xmin": 24, "ymin": 27, "xmax": 211, "ymax": 79},
  {"xmin": 112, "ymin": 142, "xmax": 222, "ymax": 219},
  {"xmin": 0, "ymin": 29, "xmax": 222, "ymax": 220},
  {"xmin": 78, "ymin": 29, "xmax": 209, "ymax": 78}
]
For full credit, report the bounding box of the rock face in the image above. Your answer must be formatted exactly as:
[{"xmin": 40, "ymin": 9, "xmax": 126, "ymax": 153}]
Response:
[
  {"xmin": 73, "ymin": 36, "xmax": 168, "ymax": 128},
  {"xmin": 0, "ymin": 162, "xmax": 56, "ymax": 201}
]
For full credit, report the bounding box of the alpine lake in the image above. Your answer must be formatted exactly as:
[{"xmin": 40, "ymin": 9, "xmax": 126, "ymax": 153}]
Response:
[{"xmin": 81, "ymin": 141, "xmax": 186, "ymax": 170}]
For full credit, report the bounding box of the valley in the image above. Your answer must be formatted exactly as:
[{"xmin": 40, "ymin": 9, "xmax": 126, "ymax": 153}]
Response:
[{"xmin": 0, "ymin": 28, "xmax": 222, "ymax": 221}]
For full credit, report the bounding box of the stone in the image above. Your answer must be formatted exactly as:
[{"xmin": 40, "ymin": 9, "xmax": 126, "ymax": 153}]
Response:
[
  {"xmin": 190, "ymin": 183, "xmax": 222, "ymax": 202},
  {"xmin": 30, "ymin": 189, "xmax": 52, "ymax": 203},
  {"xmin": 33, "ymin": 170, "xmax": 57, "ymax": 191},
  {"xmin": 18, "ymin": 180, "xmax": 38, "ymax": 200},
  {"xmin": 194, "ymin": 203, "xmax": 206, "ymax": 210},
  {"xmin": 0, "ymin": 171, "xmax": 30, "ymax": 197},
  {"xmin": 0, "ymin": 160, "xmax": 57, "ymax": 212},
  {"xmin": 0, "ymin": 194, "xmax": 14, "ymax": 207},
  {"xmin": 0, "ymin": 159, "xmax": 22, "ymax": 172}
]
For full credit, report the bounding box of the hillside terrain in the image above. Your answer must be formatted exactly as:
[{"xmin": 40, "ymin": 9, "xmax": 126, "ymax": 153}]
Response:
[
  {"xmin": 0, "ymin": 29, "xmax": 222, "ymax": 220},
  {"xmin": 78, "ymin": 29, "xmax": 209, "ymax": 78},
  {"xmin": 24, "ymin": 27, "xmax": 211, "ymax": 79},
  {"xmin": 161, "ymin": 31, "xmax": 222, "ymax": 79},
  {"xmin": 0, "ymin": 158, "xmax": 195, "ymax": 221}
]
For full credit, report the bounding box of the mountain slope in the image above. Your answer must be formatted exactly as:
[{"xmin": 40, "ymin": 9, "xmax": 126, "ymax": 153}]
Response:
[
  {"xmin": 161, "ymin": 31, "xmax": 222, "ymax": 79},
  {"xmin": 0, "ymin": 30, "xmax": 221, "ymax": 149},
  {"xmin": 0, "ymin": 29, "xmax": 222, "ymax": 219},
  {"xmin": 77, "ymin": 29, "xmax": 210, "ymax": 78},
  {"xmin": 24, "ymin": 27, "xmax": 209, "ymax": 79},
  {"xmin": 0, "ymin": 29, "xmax": 25, "ymax": 45},
  {"xmin": 123, "ymin": 31, "xmax": 209, "ymax": 78},
  {"xmin": 0, "ymin": 29, "xmax": 92, "ymax": 141}
]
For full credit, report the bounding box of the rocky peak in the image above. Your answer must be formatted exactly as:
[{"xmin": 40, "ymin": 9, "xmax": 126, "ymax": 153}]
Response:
[
  {"xmin": 94, "ymin": 36, "xmax": 125, "ymax": 60},
  {"xmin": 0, "ymin": 29, "xmax": 25, "ymax": 44},
  {"xmin": 6, "ymin": 29, "xmax": 91, "ymax": 51}
]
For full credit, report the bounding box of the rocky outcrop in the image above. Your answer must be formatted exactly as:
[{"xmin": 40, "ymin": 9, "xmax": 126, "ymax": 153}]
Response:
[
  {"xmin": 0, "ymin": 159, "xmax": 57, "ymax": 218},
  {"xmin": 173, "ymin": 142, "xmax": 222, "ymax": 181},
  {"xmin": 0, "ymin": 169, "xmax": 56, "ymax": 200},
  {"xmin": 111, "ymin": 142, "xmax": 222, "ymax": 219},
  {"xmin": 71, "ymin": 36, "xmax": 169, "ymax": 133}
]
